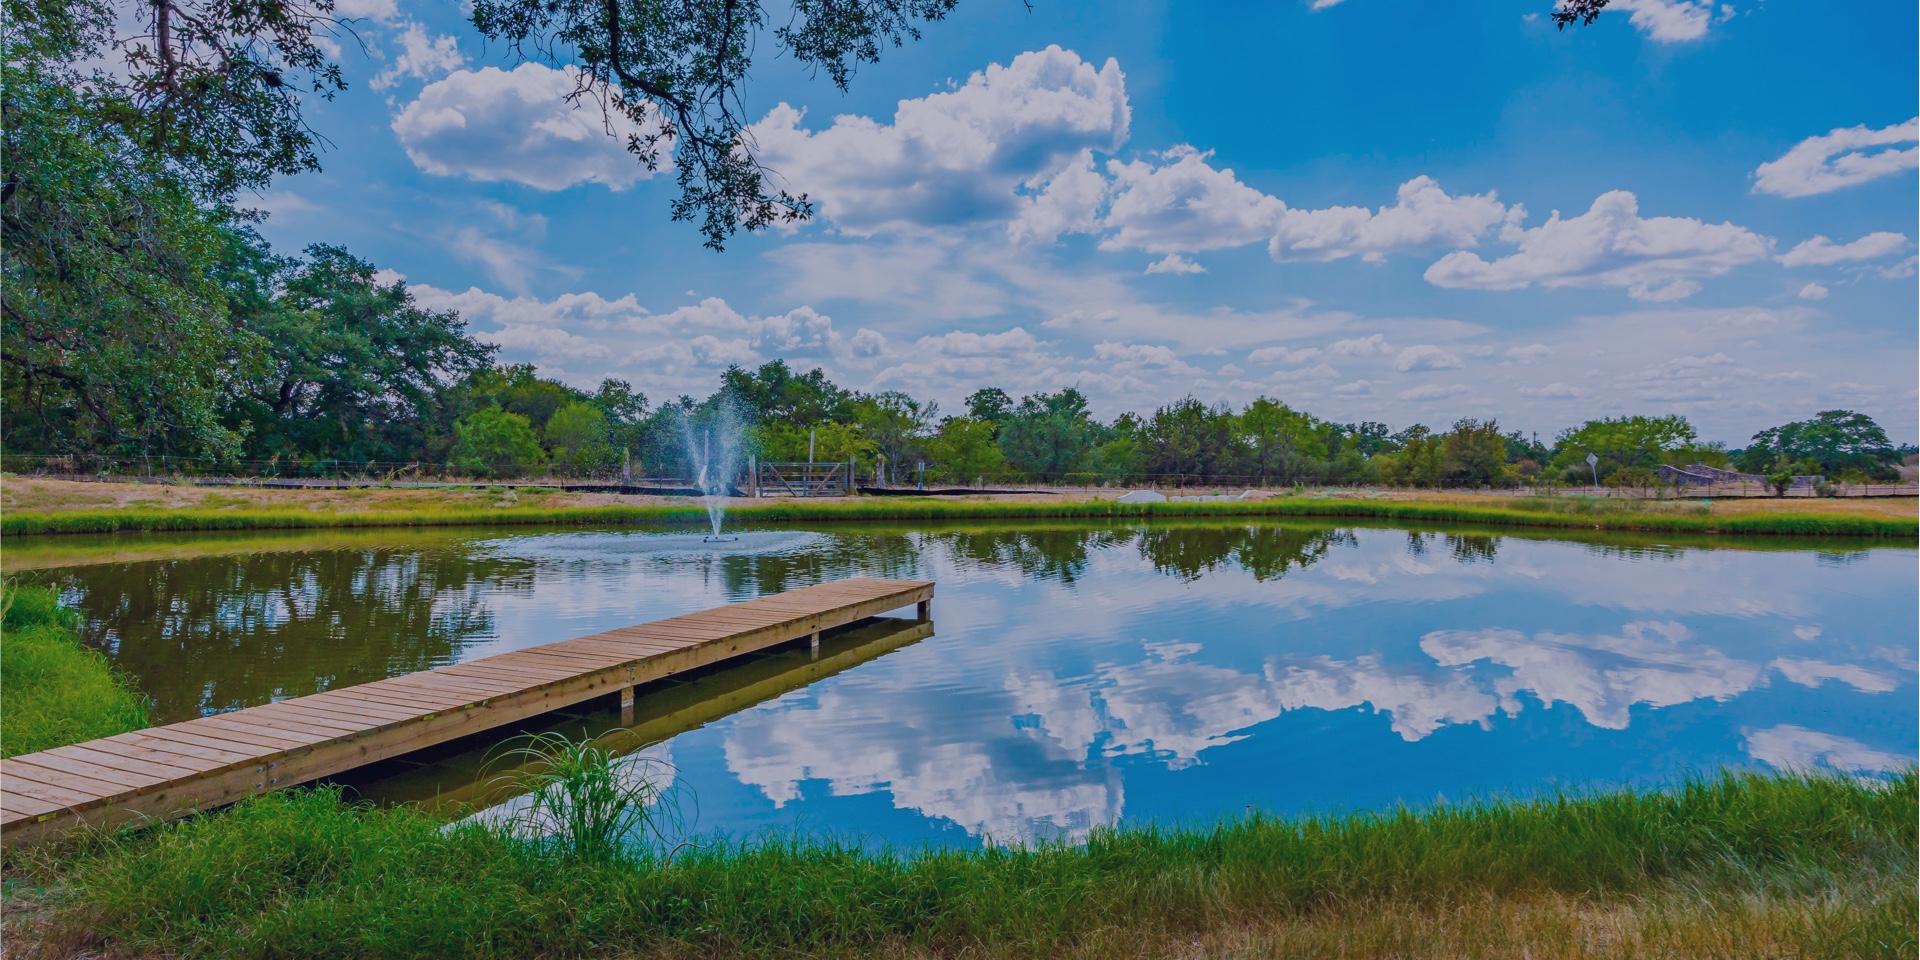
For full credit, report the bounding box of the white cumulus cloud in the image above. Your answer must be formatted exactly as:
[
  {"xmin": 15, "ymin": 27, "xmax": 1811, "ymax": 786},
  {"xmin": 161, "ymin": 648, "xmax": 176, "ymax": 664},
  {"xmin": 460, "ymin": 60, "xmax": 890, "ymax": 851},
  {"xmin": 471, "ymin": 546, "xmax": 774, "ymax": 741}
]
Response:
[
  {"xmin": 1423, "ymin": 190, "xmax": 1772, "ymax": 301},
  {"xmin": 1393, "ymin": 344, "xmax": 1465, "ymax": 372},
  {"xmin": 1745, "ymin": 725, "xmax": 1910, "ymax": 773},
  {"xmin": 1269, "ymin": 176, "xmax": 1515, "ymax": 263},
  {"xmin": 1326, "ymin": 334, "xmax": 1393, "ymax": 357},
  {"xmin": 751, "ymin": 46, "xmax": 1130, "ymax": 236},
  {"xmin": 1100, "ymin": 146, "xmax": 1285, "ymax": 253},
  {"xmin": 1249, "ymin": 345, "xmax": 1323, "ymax": 364},
  {"xmin": 1009, "ymin": 150, "xmax": 1109, "ymax": 245},
  {"xmin": 1396, "ymin": 383, "xmax": 1470, "ymax": 401},
  {"xmin": 1776, "ymin": 232, "xmax": 1910, "ymax": 267},
  {"xmin": 1604, "ymin": 0, "xmax": 1717, "ymax": 43},
  {"xmin": 392, "ymin": 64, "xmax": 660, "ymax": 191},
  {"xmin": 1504, "ymin": 343, "xmax": 1554, "ymax": 364},
  {"xmin": 913, "ymin": 327, "xmax": 1046, "ymax": 358},
  {"xmin": 1144, "ymin": 253, "xmax": 1207, "ymax": 275},
  {"xmin": 1519, "ymin": 382, "xmax": 1590, "ymax": 399},
  {"xmin": 371, "ymin": 21, "xmax": 464, "ymax": 90},
  {"xmin": 1752, "ymin": 118, "xmax": 1919, "ymax": 198},
  {"xmin": 1797, "ymin": 282, "xmax": 1829, "ymax": 300}
]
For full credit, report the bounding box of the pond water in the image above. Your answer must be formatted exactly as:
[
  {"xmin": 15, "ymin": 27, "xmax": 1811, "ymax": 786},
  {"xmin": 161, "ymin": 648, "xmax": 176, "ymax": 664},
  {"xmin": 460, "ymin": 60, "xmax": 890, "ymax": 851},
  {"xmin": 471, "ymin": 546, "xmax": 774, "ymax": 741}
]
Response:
[{"xmin": 8, "ymin": 520, "xmax": 1915, "ymax": 847}]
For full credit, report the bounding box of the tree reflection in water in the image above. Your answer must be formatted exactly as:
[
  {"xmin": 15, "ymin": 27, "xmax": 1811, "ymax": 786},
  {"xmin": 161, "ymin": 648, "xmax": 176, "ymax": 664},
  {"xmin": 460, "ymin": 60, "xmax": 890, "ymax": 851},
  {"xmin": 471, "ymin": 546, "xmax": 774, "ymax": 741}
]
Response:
[
  {"xmin": 51, "ymin": 547, "xmax": 531, "ymax": 723},
  {"xmin": 1134, "ymin": 525, "xmax": 1357, "ymax": 582},
  {"xmin": 918, "ymin": 523, "xmax": 1361, "ymax": 585},
  {"xmin": 708, "ymin": 532, "xmax": 925, "ymax": 598},
  {"xmin": 42, "ymin": 520, "xmax": 1465, "ymax": 726},
  {"xmin": 922, "ymin": 526, "xmax": 1135, "ymax": 584}
]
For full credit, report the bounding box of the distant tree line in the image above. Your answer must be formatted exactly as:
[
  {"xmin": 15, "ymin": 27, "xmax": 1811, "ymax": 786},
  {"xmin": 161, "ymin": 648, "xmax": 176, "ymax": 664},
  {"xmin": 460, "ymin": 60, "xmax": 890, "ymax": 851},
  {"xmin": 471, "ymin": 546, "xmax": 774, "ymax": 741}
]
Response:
[{"xmin": 11, "ymin": 299, "xmax": 1912, "ymax": 487}]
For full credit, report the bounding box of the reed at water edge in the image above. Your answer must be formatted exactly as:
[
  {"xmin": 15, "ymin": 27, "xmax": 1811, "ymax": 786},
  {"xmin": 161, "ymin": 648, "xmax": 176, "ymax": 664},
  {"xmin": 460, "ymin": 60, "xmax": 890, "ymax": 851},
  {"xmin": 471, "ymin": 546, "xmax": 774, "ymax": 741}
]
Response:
[
  {"xmin": 3, "ymin": 493, "xmax": 1914, "ymax": 538},
  {"xmin": 7, "ymin": 731, "xmax": 1913, "ymax": 960}
]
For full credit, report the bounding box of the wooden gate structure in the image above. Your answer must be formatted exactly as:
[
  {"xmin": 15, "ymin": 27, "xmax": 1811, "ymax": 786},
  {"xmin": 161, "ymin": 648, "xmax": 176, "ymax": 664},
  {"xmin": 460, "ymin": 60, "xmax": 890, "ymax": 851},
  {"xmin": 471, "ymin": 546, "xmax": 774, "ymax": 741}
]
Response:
[{"xmin": 751, "ymin": 460, "xmax": 855, "ymax": 497}]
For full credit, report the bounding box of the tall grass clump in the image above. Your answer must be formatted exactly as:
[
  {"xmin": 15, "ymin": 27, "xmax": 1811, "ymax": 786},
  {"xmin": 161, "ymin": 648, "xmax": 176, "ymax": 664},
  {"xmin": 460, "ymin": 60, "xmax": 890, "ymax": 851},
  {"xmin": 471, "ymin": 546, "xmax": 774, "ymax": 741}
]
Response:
[
  {"xmin": 483, "ymin": 731, "xmax": 685, "ymax": 863},
  {"xmin": 32, "ymin": 767, "xmax": 1914, "ymax": 959},
  {"xmin": 0, "ymin": 581, "xmax": 148, "ymax": 757}
]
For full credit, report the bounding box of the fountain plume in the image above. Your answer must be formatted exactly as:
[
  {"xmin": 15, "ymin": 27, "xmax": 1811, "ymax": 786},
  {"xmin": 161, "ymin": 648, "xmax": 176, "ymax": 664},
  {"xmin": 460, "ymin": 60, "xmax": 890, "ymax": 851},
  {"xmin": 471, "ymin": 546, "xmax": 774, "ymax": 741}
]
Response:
[{"xmin": 680, "ymin": 400, "xmax": 745, "ymax": 540}]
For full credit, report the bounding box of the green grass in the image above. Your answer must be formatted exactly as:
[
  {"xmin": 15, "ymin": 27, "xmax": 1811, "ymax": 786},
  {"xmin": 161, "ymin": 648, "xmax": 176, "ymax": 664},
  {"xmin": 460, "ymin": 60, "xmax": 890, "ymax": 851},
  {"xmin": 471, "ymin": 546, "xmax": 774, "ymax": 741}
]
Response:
[
  {"xmin": 0, "ymin": 582, "xmax": 149, "ymax": 758},
  {"xmin": 12, "ymin": 767, "xmax": 1913, "ymax": 959},
  {"xmin": 3, "ymin": 494, "xmax": 1913, "ymax": 539}
]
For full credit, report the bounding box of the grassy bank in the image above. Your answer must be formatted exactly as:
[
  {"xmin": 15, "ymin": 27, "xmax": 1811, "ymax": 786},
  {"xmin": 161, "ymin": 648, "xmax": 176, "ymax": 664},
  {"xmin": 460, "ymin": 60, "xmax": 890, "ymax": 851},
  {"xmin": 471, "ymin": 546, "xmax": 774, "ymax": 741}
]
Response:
[
  {"xmin": 4, "ymin": 494, "xmax": 1914, "ymax": 539},
  {"xmin": 0, "ymin": 582, "xmax": 148, "ymax": 758},
  {"xmin": 10, "ymin": 769, "xmax": 1912, "ymax": 959}
]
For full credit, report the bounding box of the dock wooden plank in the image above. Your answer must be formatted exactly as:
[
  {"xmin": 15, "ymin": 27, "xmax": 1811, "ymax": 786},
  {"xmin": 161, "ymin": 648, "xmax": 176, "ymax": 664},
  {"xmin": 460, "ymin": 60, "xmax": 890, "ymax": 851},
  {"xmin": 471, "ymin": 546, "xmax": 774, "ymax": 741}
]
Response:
[
  {"xmin": 156, "ymin": 721, "xmax": 314, "ymax": 752},
  {"xmin": 1, "ymin": 577, "xmax": 933, "ymax": 847},
  {"xmin": 103, "ymin": 731, "xmax": 258, "ymax": 767},
  {"xmin": 47, "ymin": 745, "xmax": 209, "ymax": 781},
  {"xmin": 376, "ymin": 673, "xmax": 526, "ymax": 699},
  {"xmin": 276, "ymin": 694, "xmax": 426, "ymax": 723},
  {"xmin": 316, "ymin": 689, "xmax": 479, "ymax": 717},
  {"xmin": 0, "ymin": 792, "xmax": 63, "ymax": 819},
  {"xmin": 2, "ymin": 776, "xmax": 97, "ymax": 809},
  {"xmin": 187, "ymin": 715, "xmax": 341, "ymax": 747},
  {"xmin": 5, "ymin": 757, "xmax": 153, "ymax": 795},
  {"xmin": 261, "ymin": 700, "xmax": 416, "ymax": 730},
  {"xmin": 131, "ymin": 726, "xmax": 303, "ymax": 759},
  {"xmin": 239, "ymin": 705, "xmax": 379, "ymax": 736},
  {"xmin": 14, "ymin": 752, "xmax": 176, "ymax": 790}
]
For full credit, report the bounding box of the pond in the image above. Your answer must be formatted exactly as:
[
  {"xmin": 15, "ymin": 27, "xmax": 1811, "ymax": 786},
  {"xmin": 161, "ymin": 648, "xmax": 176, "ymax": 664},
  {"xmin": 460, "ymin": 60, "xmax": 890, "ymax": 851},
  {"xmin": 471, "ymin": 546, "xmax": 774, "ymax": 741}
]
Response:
[{"xmin": 7, "ymin": 519, "xmax": 1915, "ymax": 847}]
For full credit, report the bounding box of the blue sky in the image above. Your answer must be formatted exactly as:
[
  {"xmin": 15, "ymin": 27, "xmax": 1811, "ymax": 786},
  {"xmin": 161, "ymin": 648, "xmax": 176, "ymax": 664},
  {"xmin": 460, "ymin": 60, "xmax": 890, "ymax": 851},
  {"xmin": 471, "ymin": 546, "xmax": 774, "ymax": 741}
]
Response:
[{"xmin": 259, "ymin": 0, "xmax": 1918, "ymax": 442}]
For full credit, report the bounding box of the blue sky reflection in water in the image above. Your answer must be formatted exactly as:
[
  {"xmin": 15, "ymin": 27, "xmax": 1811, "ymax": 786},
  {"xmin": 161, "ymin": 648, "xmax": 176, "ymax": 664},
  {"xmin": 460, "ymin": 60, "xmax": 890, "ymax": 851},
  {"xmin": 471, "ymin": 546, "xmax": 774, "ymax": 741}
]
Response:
[{"xmin": 34, "ymin": 522, "xmax": 1919, "ymax": 847}]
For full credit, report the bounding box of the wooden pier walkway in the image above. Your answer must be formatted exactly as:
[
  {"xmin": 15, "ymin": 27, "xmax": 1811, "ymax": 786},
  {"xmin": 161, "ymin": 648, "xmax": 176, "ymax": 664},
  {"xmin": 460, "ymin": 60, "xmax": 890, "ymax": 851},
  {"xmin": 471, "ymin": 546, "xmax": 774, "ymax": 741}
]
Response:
[{"xmin": 0, "ymin": 577, "xmax": 933, "ymax": 847}]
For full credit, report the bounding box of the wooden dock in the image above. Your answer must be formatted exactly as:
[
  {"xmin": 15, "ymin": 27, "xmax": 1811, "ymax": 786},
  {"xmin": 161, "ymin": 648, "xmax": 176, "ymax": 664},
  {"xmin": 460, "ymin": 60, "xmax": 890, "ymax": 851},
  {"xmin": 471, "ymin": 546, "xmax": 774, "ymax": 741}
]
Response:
[{"xmin": 0, "ymin": 577, "xmax": 933, "ymax": 847}]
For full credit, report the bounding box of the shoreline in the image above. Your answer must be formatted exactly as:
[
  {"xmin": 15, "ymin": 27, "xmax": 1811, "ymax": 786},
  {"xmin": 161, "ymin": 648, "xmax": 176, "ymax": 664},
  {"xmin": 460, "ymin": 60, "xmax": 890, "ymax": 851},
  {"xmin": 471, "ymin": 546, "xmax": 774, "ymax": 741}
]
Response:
[{"xmin": 4, "ymin": 494, "xmax": 1914, "ymax": 539}]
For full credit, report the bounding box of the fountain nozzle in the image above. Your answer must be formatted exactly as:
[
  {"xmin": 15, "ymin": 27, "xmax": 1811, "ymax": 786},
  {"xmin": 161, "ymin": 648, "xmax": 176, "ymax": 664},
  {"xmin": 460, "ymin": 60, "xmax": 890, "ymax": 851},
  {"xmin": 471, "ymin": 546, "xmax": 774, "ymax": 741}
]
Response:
[{"xmin": 703, "ymin": 535, "xmax": 738, "ymax": 543}]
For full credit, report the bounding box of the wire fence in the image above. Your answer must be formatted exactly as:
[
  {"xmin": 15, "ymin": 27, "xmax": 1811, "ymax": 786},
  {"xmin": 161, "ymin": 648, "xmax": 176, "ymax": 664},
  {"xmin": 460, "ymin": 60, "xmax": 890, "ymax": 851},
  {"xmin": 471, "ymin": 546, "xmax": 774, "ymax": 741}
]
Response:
[{"xmin": 3, "ymin": 454, "xmax": 1914, "ymax": 498}]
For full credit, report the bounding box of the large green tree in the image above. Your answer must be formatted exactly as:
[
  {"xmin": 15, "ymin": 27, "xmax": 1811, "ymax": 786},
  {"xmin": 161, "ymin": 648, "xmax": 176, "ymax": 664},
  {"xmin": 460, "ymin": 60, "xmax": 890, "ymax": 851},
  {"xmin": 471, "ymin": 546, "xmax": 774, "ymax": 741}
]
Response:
[
  {"xmin": 924, "ymin": 417, "xmax": 1003, "ymax": 483},
  {"xmin": 855, "ymin": 391, "xmax": 936, "ymax": 484},
  {"xmin": 721, "ymin": 361, "xmax": 858, "ymax": 428},
  {"xmin": 227, "ymin": 240, "xmax": 495, "ymax": 464},
  {"xmin": 1549, "ymin": 415, "xmax": 1696, "ymax": 479},
  {"xmin": 997, "ymin": 388, "xmax": 1099, "ymax": 482},
  {"xmin": 451, "ymin": 407, "xmax": 546, "ymax": 477},
  {"xmin": 1441, "ymin": 418, "xmax": 1512, "ymax": 487},
  {"xmin": 1, "ymin": 58, "xmax": 257, "ymax": 458},
  {"xmin": 1239, "ymin": 398, "xmax": 1331, "ymax": 481},
  {"xmin": 2, "ymin": 0, "xmax": 346, "ymax": 460},
  {"xmin": 1377, "ymin": 425, "xmax": 1444, "ymax": 488},
  {"xmin": 1138, "ymin": 397, "xmax": 1238, "ymax": 481},
  {"xmin": 1737, "ymin": 410, "xmax": 1899, "ymax": 479}
]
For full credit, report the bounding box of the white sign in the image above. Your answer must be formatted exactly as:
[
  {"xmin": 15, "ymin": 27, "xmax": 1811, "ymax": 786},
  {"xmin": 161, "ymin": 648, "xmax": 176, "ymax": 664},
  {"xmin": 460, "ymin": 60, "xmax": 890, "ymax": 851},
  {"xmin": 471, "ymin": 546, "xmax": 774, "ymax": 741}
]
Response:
[{"xmin": 1585, "ymin": 452, "xmax": 1599, "ymax": 466}]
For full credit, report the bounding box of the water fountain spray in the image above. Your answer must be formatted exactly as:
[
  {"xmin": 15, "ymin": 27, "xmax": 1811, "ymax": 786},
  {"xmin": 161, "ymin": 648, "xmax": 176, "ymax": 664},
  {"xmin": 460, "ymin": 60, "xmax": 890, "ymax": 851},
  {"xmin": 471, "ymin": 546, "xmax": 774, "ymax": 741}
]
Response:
[{"xmin": 681, "ymin": 404, "xmax": 743, "ymax": 542}]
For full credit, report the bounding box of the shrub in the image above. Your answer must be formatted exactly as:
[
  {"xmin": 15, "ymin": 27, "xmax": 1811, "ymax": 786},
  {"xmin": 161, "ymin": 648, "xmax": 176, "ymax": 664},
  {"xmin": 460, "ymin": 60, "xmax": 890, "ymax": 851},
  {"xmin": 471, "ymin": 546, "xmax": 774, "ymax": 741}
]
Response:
[
  {"xmin": 544, "ymin": 401, "xmax": 617, "ymax": 475},
  {"xmin": 452, "ymin": 407, "xmax": 547, "ymax": 478}
]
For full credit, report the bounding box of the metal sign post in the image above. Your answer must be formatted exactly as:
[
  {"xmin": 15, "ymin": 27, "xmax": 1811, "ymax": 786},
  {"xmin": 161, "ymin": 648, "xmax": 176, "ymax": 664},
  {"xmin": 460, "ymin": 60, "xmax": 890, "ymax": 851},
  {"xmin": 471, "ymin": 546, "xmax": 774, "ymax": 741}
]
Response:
[{"xmin": 1586, "ymin": 452, "xmax": 1600, "ymax": 489}]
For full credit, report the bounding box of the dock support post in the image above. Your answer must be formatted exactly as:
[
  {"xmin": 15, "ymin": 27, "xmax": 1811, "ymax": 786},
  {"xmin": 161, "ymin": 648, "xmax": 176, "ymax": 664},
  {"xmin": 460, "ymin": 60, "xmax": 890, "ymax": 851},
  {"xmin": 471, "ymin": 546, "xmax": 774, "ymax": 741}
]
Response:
[
  {"xmin": 916, "ymin": 599, "xmax": 930, "ymax": 622},
  {"xmin": 620, "ymin": 686, "xmax": 635, "ymax": 723},
  {"xmin": 810, "ymin": 630, "xmax": 821, "ymax": 659}
]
